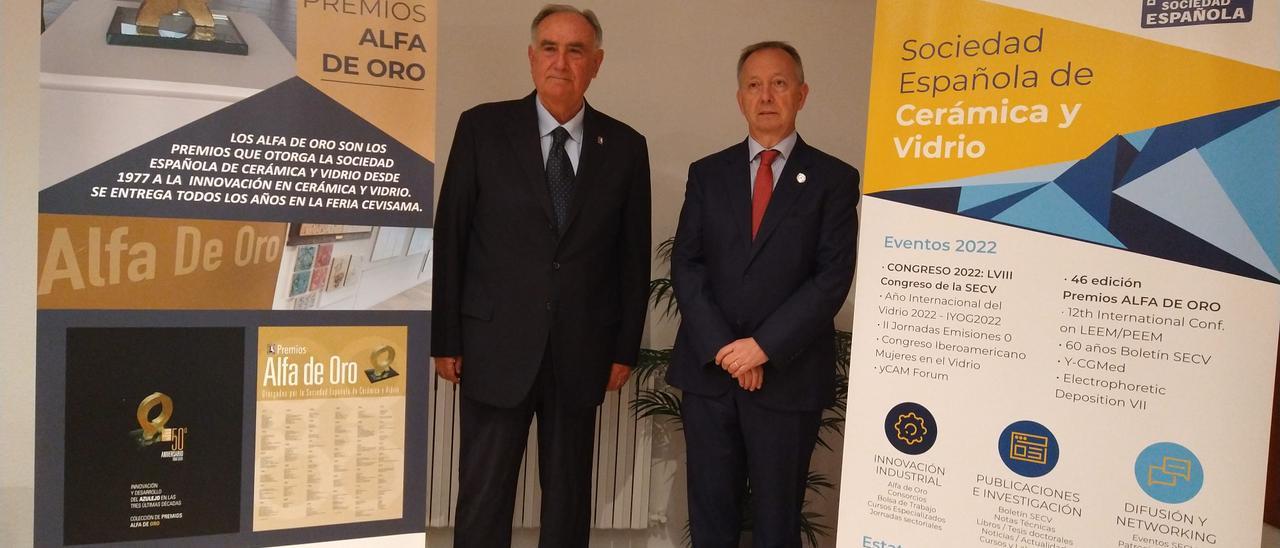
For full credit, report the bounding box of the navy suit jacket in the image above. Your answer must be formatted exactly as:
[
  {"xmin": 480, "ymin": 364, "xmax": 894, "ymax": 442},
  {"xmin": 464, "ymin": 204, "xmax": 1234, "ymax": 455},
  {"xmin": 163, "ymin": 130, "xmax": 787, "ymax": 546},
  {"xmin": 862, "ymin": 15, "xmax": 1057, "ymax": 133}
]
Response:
[
  {"xmin": 432, "ymin": 93, "xmax": 651, "ymax": 408},
  {"xmin": 667, "ymin": 136, "xmax": 858, "ymax": 412}
]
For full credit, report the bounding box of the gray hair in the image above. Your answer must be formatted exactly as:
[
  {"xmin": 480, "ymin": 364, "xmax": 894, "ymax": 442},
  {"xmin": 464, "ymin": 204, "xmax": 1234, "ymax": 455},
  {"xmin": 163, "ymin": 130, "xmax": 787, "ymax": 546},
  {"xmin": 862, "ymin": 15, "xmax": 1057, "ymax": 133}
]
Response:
[
  {"xmin": 737, "ymin": 41, "xmax": 804, "ymax": 83},
  {"xmin": 531, "ymin": 4, "xmax": 603, "ymax": 48}
]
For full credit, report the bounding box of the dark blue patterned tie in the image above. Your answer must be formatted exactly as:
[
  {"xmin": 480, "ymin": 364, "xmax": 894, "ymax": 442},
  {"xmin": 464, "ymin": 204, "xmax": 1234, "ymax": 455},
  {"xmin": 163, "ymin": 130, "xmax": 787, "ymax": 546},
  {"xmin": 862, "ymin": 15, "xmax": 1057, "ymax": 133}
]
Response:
[{"xmin": 546, "ymin": 126, "xmax": 574, "ymax": 232}]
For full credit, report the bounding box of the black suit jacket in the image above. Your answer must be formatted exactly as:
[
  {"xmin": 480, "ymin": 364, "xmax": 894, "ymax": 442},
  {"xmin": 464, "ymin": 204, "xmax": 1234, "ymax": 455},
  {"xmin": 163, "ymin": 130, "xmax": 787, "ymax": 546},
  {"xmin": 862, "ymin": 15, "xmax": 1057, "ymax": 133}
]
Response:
[
  {"xmin": 667, "ymin": 136, "xmax": 858, "ymax": 412},
  {"xmin": 432, "ymin": 93, "xmax": 651, "ymax": 408}
]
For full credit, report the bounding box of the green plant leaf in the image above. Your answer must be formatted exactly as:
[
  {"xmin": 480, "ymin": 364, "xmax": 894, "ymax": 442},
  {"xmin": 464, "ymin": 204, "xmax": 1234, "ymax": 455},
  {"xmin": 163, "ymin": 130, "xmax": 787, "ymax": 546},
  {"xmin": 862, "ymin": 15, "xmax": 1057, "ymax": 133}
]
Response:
[
  {"xmin": 806, "ymin": 471, "xmax": 835, "ymax": 494},
  {"xmin": 649, "ymin": 237, "xmax": 681, "ymax": 320},
  {"xmin": 648, "ymin": 278, "xmax": 680, "ymax": 320},
  {"xmin": 631, "ymin": 388, "xmax": 683, "ymax": 427},
  {"xmin": 633, "ymin": 347, "xmax": 672, "ymax": 386},
  {"xmin": 798, "ymin": 509, "xmax": 832, "ymax": 548},
  {"xmin": 656, "ymin": 236, "xmax": 675, "ymax": 263}
]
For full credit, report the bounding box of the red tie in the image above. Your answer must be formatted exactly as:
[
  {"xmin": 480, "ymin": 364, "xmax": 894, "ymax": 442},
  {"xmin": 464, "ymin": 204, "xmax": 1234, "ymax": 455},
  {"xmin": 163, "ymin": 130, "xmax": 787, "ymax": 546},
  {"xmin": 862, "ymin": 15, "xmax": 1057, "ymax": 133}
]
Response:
[{"xmin": 752, "ymin": 149, "xmax": 780, "ymax": 239}]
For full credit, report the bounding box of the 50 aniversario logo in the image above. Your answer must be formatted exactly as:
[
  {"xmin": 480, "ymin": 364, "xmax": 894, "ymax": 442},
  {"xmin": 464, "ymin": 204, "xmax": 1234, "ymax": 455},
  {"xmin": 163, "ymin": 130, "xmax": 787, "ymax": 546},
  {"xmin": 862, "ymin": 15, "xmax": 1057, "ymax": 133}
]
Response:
[{"xmin": 129, "ymin": 391, "xmax": 189, "ymax": 461}]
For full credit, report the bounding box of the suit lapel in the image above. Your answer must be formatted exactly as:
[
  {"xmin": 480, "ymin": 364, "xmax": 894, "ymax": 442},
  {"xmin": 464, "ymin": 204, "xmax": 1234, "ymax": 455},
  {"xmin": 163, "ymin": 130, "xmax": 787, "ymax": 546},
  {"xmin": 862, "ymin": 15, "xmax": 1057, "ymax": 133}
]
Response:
[
  {"xmin": 507, "ymin": 92, "xmax": 555, "ymax": 225},
  {"xmin": 724, "ymin": 140, "xmax": 753, "ymax": 253},
  {"xmin": 561, "ymin": 103, "xmax": 603, "ymax": 235},
  {"xmin": 748, "ymin": 136, "xmax": 813, "ymax": 262}
]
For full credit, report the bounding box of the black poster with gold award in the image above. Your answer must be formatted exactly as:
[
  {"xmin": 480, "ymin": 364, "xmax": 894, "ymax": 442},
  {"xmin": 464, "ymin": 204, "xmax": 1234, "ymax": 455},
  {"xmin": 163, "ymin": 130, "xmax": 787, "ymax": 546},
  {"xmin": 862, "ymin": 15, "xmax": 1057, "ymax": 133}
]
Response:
[{"xmin": 63, "ymin": 328, "xmax": 243, "ymax": 544}]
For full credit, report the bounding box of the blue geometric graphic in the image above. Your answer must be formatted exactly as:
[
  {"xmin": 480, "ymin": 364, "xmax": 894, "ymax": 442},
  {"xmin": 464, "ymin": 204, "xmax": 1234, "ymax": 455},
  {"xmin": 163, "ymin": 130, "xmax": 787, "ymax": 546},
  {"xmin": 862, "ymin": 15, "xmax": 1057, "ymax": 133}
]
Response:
[
  {"xmin": 872, "ymin": 100, "xmax": 1280, "ymax": 283},
  {"xmin": 915, "ymin": 161, "xmax": 1074, "ymax": 189},
  {"xmin": 1116, "ymin": 149, "xmax": 1279, "ymax": 279},
  {"xmin": 1109, "ymin": 196, "xmax": 1275, "ymax": 281},
  {"xmin": 1055, "ymin": 136, "xmax": 1138, "ymax": 224},
  {"xmin": 1124, "ymin": 128, "xmax": 1156, "ymax": 151},
  {"xmin": 1200, "ymin": 108, "xmax": 1280, "ymax": 273},
  {"xmin": 995, "ymin": 184, "xmax": 1125, "ymax": 247},
  {"xmin": 1121, "ymin": 101, "xmax": 1277, "ymax": 187},
  {"xmin": 876, "ymin": 186, "xmax": 960, "ymax": 213},
  {"xmin": 958, "ymin": 182, "xmax": 1045, "ymax": 212},
  {"xmin": 1135, "ymin": 442, "xmax": 1204, "ymax": 504},
  {"xmin": 961, "ymin": 184, "xmax": 1045, "ymax": 219}
]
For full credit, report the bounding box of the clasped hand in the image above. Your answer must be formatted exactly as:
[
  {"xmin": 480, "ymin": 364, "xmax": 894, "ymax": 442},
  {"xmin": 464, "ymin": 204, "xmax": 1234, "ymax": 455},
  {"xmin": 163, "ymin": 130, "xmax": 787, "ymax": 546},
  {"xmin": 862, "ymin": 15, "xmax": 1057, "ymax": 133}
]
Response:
[{"xmin": 715, "ymin": 337, "xmax": 768, "ymax": 391}]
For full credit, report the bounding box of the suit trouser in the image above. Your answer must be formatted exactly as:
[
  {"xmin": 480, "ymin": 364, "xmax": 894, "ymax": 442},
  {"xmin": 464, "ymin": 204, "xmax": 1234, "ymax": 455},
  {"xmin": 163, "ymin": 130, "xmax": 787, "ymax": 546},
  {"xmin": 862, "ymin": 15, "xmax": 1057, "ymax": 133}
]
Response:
[
  {"xmin": 682, "ymin": 388, "xmax": 822, "ymax": 548},
  {"xmin": 454, "ymin": 352, "xmax": 598, "ymax": 548}
]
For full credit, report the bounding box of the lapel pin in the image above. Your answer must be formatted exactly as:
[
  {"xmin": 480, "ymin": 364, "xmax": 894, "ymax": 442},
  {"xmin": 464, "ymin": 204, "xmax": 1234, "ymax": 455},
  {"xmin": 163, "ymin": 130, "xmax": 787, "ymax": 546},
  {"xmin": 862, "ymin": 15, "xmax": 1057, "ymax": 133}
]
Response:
[
  {"xmin": 796, "ymin": 173, "xmax": 807, "ymax": 184},
  {"xmin": 597, "ymin": 136, "xmax": 605, "ymax": 145}
]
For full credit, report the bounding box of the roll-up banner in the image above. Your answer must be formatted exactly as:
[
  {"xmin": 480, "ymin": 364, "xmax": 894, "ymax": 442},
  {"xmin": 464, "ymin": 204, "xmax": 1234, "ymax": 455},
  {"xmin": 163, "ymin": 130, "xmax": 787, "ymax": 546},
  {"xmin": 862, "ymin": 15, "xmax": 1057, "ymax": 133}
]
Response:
[
  {"xmin": 36, "ymin": 0, "xmax": 434, "ymax": 545},
  {"xmin": 840, "ymin": 1, "xmax": 1279, "ymax": 547}
]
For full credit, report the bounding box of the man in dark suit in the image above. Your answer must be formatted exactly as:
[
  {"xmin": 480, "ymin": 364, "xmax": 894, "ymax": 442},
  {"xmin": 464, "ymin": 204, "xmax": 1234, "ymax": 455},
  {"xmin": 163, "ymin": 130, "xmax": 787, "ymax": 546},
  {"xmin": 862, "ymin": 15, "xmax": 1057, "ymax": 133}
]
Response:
[
  {"xmin": 668, "ymin": 41, "xmax": 858, "ymax": 548},
  {"xmin": 431, "ymin": 5, "xmax": 650, "ymax": 547}
]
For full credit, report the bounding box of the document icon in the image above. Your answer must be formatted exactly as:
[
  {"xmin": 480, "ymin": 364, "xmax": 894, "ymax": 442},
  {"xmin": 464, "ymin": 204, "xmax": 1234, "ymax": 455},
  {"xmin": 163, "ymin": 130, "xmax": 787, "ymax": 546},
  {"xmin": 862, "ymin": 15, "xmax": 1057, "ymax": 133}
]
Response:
[
  {"xmin": 1009, "ymin": 431, "xmax": 1050, "ymax": 465},
  {"xmin": 1147, "ymin": 456, "xmax": 1193, "ymax": 487}
]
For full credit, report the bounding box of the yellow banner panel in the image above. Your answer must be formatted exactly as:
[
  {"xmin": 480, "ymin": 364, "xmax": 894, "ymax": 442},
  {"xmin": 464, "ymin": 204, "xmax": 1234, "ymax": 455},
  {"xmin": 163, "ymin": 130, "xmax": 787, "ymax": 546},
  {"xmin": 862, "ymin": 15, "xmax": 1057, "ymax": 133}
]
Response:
[
  {"xmin": 255, "ymin": 325, "xmax": 408, "ymax": 402},
  {"xmin": 296, "ymin": 0, "xmax": 438, "ymax": 162},
  {"xmin": 864, "ymin": 0, "xmax": 1280, "ymax": 192},
  {"xmin": 37, "ymin": 214, "xmax": 286, "ymax": 309}
]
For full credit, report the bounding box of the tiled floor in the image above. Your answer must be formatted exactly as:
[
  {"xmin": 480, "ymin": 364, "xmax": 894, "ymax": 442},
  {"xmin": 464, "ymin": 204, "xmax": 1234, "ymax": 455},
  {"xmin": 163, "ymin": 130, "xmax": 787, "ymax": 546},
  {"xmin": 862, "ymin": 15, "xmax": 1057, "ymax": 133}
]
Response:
[{"xmin": 43, "ymin": 0, "xmax": 297, "ymax": 54}]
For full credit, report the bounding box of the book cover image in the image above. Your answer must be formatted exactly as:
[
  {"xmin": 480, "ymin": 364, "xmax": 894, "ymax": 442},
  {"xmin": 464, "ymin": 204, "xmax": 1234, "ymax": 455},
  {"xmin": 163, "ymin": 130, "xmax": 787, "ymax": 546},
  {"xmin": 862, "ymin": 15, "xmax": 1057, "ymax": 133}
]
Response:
[{"xmin": 63, "ymin": 327, "xmax": 244, "ymax": 544}]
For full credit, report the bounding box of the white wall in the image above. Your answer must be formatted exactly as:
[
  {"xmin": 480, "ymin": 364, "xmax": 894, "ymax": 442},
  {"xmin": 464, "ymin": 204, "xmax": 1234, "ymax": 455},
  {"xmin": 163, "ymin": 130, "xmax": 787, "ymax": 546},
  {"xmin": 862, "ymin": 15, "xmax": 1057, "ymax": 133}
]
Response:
[
  {"xmin": 435, "ymin": 2, "xmax": 877, "ymax": 546},
  {"xmin": 0, "ymin": 1, "xmax": 40, "ymax": 545},
  {"xmin": 436, "ymin": 1, "xmax": 876, "ymax": 339}
]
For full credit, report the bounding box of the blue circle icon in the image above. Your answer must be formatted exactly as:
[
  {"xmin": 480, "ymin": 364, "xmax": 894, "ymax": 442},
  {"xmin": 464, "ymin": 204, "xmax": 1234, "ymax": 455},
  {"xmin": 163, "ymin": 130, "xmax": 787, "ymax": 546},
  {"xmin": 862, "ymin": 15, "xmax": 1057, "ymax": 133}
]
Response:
[
  {"xmin": 1134, "ymin": 442, "xmax": 1203, "ymax": 504},
  {"xmin": 998, "ymin": 420, "xmax": 1059, "ymax": 478}
]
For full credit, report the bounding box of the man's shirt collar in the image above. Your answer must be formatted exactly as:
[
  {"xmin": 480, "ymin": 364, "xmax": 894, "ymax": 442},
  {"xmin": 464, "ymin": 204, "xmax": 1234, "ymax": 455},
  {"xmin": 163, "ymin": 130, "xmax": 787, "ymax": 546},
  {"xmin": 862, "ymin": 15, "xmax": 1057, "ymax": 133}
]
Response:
[
  {"xmin": 536, "ymin": 96, "xmax": 586, "ymax": 144},
  {"xmin": 747, "ymin": 132, "xmax": 798, "ymax": 162}
]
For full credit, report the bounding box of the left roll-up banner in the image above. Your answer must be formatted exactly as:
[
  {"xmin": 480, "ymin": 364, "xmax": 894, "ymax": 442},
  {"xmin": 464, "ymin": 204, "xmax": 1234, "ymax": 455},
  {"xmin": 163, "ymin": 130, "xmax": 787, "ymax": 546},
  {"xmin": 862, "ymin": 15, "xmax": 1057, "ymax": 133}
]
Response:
[{"xmin": 36, "ymin": 1, "xmax": 435, "ymax": 545}]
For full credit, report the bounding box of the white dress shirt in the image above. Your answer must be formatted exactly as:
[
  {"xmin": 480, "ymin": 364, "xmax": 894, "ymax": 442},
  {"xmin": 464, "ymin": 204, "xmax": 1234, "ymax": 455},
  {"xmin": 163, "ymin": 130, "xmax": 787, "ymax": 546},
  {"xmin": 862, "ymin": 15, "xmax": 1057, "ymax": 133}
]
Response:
[{"xmin": 536, "ymin": 96, "xmax": 585, "ymax": 173}]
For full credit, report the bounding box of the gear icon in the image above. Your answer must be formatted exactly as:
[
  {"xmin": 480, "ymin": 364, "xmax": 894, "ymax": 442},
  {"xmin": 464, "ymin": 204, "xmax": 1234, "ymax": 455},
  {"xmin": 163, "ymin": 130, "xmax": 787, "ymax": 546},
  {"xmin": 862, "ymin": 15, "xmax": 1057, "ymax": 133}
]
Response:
[{"xmin": 894, "ymin": 412, "xmax": 929, "ymax": 446}]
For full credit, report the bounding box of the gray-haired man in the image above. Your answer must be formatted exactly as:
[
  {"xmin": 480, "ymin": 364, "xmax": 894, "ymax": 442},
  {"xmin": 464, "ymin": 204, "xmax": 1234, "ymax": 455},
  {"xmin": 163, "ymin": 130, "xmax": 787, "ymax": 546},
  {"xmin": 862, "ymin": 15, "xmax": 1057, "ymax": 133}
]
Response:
[{"xmin": 432, "ymin": 4, "xmax": 651, "ymax": 547}]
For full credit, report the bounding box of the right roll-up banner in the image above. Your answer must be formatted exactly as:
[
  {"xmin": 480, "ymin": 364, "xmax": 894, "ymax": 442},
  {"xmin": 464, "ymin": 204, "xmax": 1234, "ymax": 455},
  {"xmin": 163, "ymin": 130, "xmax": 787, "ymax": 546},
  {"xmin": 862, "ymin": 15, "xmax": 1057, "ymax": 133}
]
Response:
[{"xmin": 839, "ymin": 1, "xmax": 1279, "ymax": 547}]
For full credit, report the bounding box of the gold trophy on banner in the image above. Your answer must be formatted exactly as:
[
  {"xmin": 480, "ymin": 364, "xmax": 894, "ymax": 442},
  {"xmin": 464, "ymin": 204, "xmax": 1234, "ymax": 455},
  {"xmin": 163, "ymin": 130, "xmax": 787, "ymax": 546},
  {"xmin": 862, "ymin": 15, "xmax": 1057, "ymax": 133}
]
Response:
[
  {"xmin": 107, "ymin": 0, "xmax": 249, "ymax": 55},
  {"xmin": 364, "ymin": 345, "xmax": 401, "ymax": 383},
  {"xmin": 130, "ymin": 392, "xmax": 174, "ymax": 447}
]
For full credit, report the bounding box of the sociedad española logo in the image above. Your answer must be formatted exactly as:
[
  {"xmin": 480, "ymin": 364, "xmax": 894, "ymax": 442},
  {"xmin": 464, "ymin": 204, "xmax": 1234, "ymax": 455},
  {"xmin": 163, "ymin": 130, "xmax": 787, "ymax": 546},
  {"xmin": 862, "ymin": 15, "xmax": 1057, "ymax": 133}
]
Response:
[
  {"xmin": 1141, "ymin": 0, "xmax": 1253, "ymax": 29},
  {"xmin": 129, "ymin": 392, "xmax": 188, "ymax": 462}
]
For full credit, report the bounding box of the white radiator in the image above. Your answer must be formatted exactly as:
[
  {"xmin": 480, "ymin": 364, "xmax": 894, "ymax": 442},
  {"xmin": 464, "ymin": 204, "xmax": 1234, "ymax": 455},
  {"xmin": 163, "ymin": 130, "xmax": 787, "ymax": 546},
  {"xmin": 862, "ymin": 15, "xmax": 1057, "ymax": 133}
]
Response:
[{"xmin": 426, "ymin": 371, "xmax": 653, "ymax": 529}]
